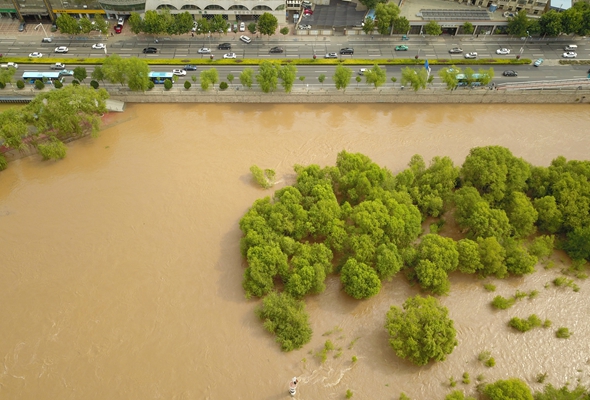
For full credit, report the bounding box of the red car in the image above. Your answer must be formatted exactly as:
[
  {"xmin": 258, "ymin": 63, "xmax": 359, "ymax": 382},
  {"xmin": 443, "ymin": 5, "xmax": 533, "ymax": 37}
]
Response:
[
  {"xmin": 304, "ymin": 9, "xmax": 313, "ymax": 15},
  {"xmin": 114, "ymin": 24, "xmax": 122, "ymax": 34}
]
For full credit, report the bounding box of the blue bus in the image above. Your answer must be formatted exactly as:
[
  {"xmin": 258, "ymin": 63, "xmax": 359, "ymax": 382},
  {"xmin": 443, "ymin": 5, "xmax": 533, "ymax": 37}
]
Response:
[
  {"xmin": 22, "ymin": 72, "xmax": 64, "ymax": 85},
  {"xmin": 456, "ymin": 73, "xmax": 488, "ymax": 87},
  {"xmin": 149, "ymin": 72, "xmax": 174, "ymax": 84}
]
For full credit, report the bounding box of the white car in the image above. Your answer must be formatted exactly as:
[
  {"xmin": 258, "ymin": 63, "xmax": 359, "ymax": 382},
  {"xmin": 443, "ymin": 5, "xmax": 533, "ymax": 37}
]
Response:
[
  {"xmin": 118, "ymin": 17, "xmax": 124, "ymax": 25},
  {"xmin": 562, "ymin": 51, "xmax": 577, "ymax": 58},
  {"xmin": 29, "ymin": 52, "xmax": 43, "ymax": 58},
  {"xmin": 223, "ymin": 52, "xmax": 237, "ymax": 59},
  {"xmin": 239, "ymin": 22, "xmax": 245, "ymax": 32},
  {"xmin": 240, "ymin": 35, "xmax": 251, "ymax": 44},
  {"xmin": 198, "ymin": 48, "xmax": 211, "ymax": 54},
  {"xmin": 54, "ymin": 46, "xmax": 69, "ymax": 53},
  {"xmin": 172, "ymin": 69, "xmax": 187, "ymax": 76},
  {"xmin": 92, "ymin": 43, "xmax": 106, "ymax": 49},
  {"xmin": 496, "ymin": 48, "xmax": 510, "ymax": 55},
  {"xmin": 464, "ymin": 52, "xmax": 477, "ymax": 59}
]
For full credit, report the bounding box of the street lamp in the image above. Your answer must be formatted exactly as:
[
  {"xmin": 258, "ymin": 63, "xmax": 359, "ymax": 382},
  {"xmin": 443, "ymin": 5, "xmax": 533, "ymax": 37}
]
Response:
[
  {"xmin": 35, "ymin": 23, "xmax": 48, "ymax": 37},
  {"xmin": 520, "ymin": 30, "xmax": 530, "ymax": 56}
]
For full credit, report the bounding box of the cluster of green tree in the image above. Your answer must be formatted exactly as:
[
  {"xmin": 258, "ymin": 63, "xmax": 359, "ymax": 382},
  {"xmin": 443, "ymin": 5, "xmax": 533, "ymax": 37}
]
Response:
[
  {"xmin": 508, "ymin": 4, "xmax": 590, "ymax": 37},
  {"xmin": 0, "ymin": 64, "xmax": 17, "ymax": 89},
  {"xmin": 441, "ymin": 380, "xmax": 590, "ymax": 400},
  {"xmin": 56, "ymin": 14, "xmax": 109, "ymax": 35},
  {"xmin": 125, "ymin": 10, "xmax": 279, "ymax": 38},
  {"xmin": 0, "ymin": 85, "xmax": 108, "ymax": 168},
  {"xmin": 385, "ymin": 295, "xmax": 457, "ymax": 366},
  {"xmin": 239, "ymin": 147, "xmax": 589, "ymax": 354},
  {"xmin": 90, "ymin": 54, "xmax": 151, "ymax": 92}
]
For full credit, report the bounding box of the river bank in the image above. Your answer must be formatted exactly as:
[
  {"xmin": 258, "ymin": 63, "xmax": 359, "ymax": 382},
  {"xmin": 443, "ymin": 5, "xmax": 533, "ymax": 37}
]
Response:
[{"xmin": 2, "ymin": 87, "xmax": 590, "ymax": 104}]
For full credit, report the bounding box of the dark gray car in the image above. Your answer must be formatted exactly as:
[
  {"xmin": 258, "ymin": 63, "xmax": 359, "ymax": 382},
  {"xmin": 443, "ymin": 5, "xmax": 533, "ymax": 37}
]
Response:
[{"xmin": 18, "ymin": 22, "xmax": 26, "ymax": 32}]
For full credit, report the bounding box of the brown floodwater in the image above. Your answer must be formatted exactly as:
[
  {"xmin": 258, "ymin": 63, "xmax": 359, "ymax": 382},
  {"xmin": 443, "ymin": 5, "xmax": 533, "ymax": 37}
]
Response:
[{"xmin": 1, "ymin": 103, "xmax": 590, "ymax": 400}]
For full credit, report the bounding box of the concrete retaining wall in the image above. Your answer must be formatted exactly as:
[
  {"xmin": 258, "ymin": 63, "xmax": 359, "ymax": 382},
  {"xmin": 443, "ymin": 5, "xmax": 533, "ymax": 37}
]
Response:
[{"xmin": 109, "ymin": 89, "xmax": 590, "ymax": 104}]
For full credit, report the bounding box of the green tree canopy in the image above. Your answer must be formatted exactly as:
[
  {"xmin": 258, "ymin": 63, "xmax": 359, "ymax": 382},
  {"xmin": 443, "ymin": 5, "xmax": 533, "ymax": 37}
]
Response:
[
  {"xmin": 278, "ymin": 64, "xmax": 298, "ymax": 93},
  {"xmin": 461, "ymin": 146, "xmax": 531, "ymax": 206},
  {"xmin": 414, "ymin": 234, "xmax": 459, "ymax": 294},
  {"xmin": 255, "ymin": 291, "xmax": 312, "ymax": 351},
  {"xmin": 0, "ymin": 108, "xmax": 29, "ymax": 151},
  {"xmin": 385, "ymin": 295, "xmax": 458, "ymax": 366},
  {"xmin": 25, "ymin": 85, "xmax": 108, "ymax": 140},
  {"xmin": 333, "ymin": 64, "xmax": 352, "ymax": 91},
  {"xmin": 340, "ymin": 258, "xmax": 381, "ymax": 299},
  {"xmin": 240, "ymin": 67, "xmax": 254, "ymax": 88},
  {"xmin": 539, "ymin": 10, "xmax": 562, "ymax": 37},
  {"xmin": 56, "ymin": 14, "xmax": 81, "ymax": 35},
  {"xmin": 483, "ymin": 378, "xmax": 533, "ymax": 400},
  {"xmin": 424, "ymin": 20, "xmax": 442, "ymax": 36},
  {"xmin": 257, "ymin": 61, "xmax": 279, "ymax": 93},
  {"xmin": 128, "ymin": 12, "xmax": 143, "ymax": 34},
  {"xmin": 401, "ymin": 67, "xmax": 428, "ymax": 91},
  {"xmin": 507, "ymin": 11, "xmax": 532, "ymax": 37},
  {"xmin": 365, "ymin": 64, "xmax": 387, "ymax": 88},
  {"xmin": 392, "ymin": 16, "xmax": 410, "ymax": 34},
  {"xmin": 258, "ymin": 12, "xmax": 278, "ymax": 37},
  {"xmin": 462, "ymin": 21, "xmax": 474, "ymax": 34},
  {"xmin": 362, "ymin": 17, "xmax": 375, "ymax": 35}
]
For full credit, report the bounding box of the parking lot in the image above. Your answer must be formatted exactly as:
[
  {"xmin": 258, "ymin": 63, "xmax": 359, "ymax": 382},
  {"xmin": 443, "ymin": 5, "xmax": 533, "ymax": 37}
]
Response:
[{"xmin": 302, "ymin": 0, "xmax": 366, "ymax": 30}]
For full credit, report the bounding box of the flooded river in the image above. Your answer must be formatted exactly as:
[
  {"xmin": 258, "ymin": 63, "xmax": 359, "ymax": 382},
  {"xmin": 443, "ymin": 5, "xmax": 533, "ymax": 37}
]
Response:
[{"xmin": 1, "ymin": 103, "xmax": 589, "ymax": 399}]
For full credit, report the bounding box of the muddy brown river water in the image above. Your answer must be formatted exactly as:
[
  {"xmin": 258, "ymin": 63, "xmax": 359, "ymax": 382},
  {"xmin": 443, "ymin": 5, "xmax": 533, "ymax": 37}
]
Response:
[{"xmin": 1, "ymin": 103, "xmax": 590, "ymax": 400}]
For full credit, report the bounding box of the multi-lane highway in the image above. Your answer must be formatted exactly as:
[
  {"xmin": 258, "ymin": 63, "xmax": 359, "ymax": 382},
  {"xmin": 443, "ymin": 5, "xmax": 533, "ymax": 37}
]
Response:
[{"xmin": 1, "ymin": 35, "xmax": 588, "ymax": 86}]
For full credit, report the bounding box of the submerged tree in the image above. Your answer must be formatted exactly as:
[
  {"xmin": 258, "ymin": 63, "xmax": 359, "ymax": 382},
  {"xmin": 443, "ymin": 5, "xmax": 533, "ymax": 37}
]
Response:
[
  {"xmin": 385, "ymin": 295, "xmax": 457, "ymax": 366},
  {"xmin": 256, "ymin": 291, "xmax": 312, "ymax": 351}
]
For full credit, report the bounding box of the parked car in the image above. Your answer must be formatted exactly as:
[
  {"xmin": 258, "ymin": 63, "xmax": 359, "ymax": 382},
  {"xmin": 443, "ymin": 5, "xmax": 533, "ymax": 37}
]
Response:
[
  {"xmin": 198, "ymin": 48, "xmax": 212, "ymax": 54},
  {"xmin": 172, "ymin": 69, "xmax": 186, "ymax": 76},
  {"xmin": 502, "ymin": 70, "xmax": 518, "ymax": 77},
  {"xmin": 302, "ymin": 0, "xmax": 312, "ymax": 6},
  {"xmin": 240, "ymin": 35, "xmax": 251, "ymax": 44},
  {"xmin": 340, "ymin": 48, "xmax": 354, "ymax": 55},
  {"xmin": 18, "ymin": 22, "xmax": 26, "ymax": 32},
  {"xmin": 464, "ymin": 52, "xmax": 477, "ymax": 59},
  {"xmin": 269, "ymin": 47, "xmax": 284, "ymax": 53},
  {"xmin": 395, "ymin": 45, "xmax": 408, "ymax": 51},
  {"xmin": 143, "ymin": 47, "xmax": 157, "ymax": 54},
  {"xmin": 298, "ymin": 24, "xmax": 311, "ymax": 30},
  {"xmin": 50, "ymin": 62, "xmax": 66, "ymax": 70},
  {"xmin": 118, "ymin": 17, "xmax": 124, "ymax": 25},
  {"xmin": 184, "ymin": 65, "xmax": 197, "ymax": 71},
  {"xmin": 496, "ymin": 48, "xmax": 511, "ymax": 55},
  {"xmin": 29, "ymin": 52, "xmax": 43, "ymax": 58},
  {"xmin": 239, "ymin": 22, "xmax": 245, "ymax": 32},
  {"xmin": 92, "ymin": 43, "xmax": 106, "ymax": 49},
  {"xmin": 54, "ymin": 46, "xmax": 68, "ymax": 53},
  {"xmin": 562, "ymin": 51, "xmax": 577, "ymax": 58},
  {"xmin": 448, "ymin": 47, "xmax": 463, "ymax": 54},
  {"xmin": 533, "ymin": 58, "xmax": 544, "ymax": 67},
  {"xmin": 218, "ymin": 43, "xmax": 231, "ymax": 50},
  {"xmin": 114, "ymin": 24, "xmax": 122, "ymax": 34},
  {"xmin": 304, "ymin": 9, "xmax": 313, "ymax": 15},
  {"xmin": 324, "ymin": 52, "xmax": 338, "ymax": 59},
  {"xmin": 42, "ymin": 37, "xmax": 53, "ymax": 43},
  {"xmin": 223, "ymin": 52, "xmax": 237, "ymax": 59}
]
